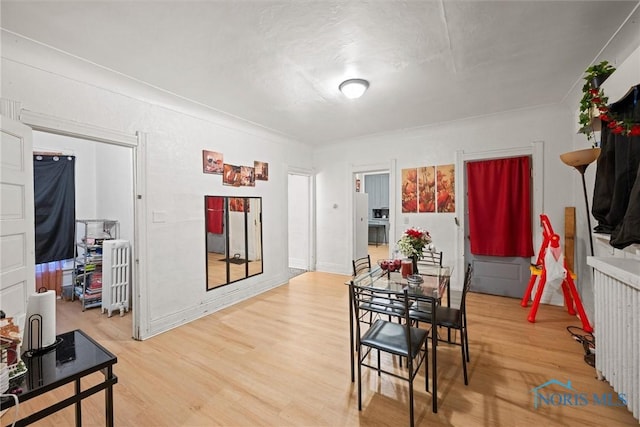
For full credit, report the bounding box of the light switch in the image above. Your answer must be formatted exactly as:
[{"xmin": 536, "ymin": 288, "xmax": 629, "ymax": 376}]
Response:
[{"xmin": 152, "ymin": 211, "xmax": 167, "ymax": 223}]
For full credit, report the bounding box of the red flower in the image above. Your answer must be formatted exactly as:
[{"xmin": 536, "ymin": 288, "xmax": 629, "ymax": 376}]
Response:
[
  {"xmin": 598, "ymin": 106, "xmax": 609, "ymax": 113},
  {"xmin": 630, "ymin": 125, "xmax": 640, "ymax": 136},
  {"xmin": 591, "ymin": 97, "xmax": 601, "ymax": 104},
  {"xmin": 589, "ymin": 89, "xmax": 599, "ymax": 95},
  {"xmin": 612, "ymin": 126, "xmax": 625, "ymax": 135},
  {"xmin": 407, "ymin": 229, "xmax": 422, "ymax": 239},
  {"xmin": 608, "ymin": 121, "xmax": 619, "ymax": 129},
  {"xmin": 599, "ymin": 114, "xmax": 611, "ymax": 122}
]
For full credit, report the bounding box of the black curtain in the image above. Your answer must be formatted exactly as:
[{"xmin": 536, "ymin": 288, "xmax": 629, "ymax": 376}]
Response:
[
  {"xmin": 592, "ymin": 84, "xmax": 640, "ymax": 249},
  {"xmin": 34, "ymin": 155, "xmax": 76, "ymax": 263}
]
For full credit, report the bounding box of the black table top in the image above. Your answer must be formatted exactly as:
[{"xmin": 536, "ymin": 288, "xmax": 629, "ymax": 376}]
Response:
[{"xmin": 2, "ymin": 329, "xmax": 117, "ymax": 407}]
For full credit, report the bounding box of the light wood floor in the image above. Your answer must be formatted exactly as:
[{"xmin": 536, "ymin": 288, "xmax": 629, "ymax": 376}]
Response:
[{"xmin": 4, "ymin": 263, "xmax": 637, "ymax": 426}]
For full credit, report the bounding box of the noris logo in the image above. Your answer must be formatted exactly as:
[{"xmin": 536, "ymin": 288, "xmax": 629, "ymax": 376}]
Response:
[{"xmin": 531, "ymin": 379, "xmax": 627, "ymax": 409}]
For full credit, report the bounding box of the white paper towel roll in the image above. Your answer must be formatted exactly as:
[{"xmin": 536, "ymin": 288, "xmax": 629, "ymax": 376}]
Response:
[{"xmin": 23, "ymin": 290, "xmax": 56, "ymax": 351}]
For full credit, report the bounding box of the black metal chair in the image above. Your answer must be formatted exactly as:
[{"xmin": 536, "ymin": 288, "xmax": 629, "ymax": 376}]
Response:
[
  {"xmin": 350, "ymin": 281, "xmax": 438, "ymax": 426},
  {"xmin": 352, "ymin": 254, "xmax": 371, "ymax": 276},
  {"xmin": 409, "ymin": 263, "xmax": 473, "ymax": 385},
  {"xmin": 417, "ymin": 250, "xmax": 443, "ymax": 268}
]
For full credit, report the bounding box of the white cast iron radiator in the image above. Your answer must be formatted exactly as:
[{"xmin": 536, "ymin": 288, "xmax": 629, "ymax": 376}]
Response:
[
  {"xmin": 102, "ymin": 239, "xmax": 130, "ymax": 317},
  {"xmin": 590, "ymin": 257, "xmax": 640, "ymax": 421}
]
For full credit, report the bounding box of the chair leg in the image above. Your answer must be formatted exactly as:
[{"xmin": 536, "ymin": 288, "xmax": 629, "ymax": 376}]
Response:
[
  {"xmin": 432, "ymin": 327, "xmax": 438, "ymax": 413},
  {"xmin": 357, "ymin": 347, "xmax": 362, "ymax": 410},
  {"xmin": 461, "ymin": 328, "xmax": 468, "ymax": 386},
  {"xmin": 424, "ymin": 340, "xmax": 429, "ymax": 392},
  {"xmin": 464, "ymin": 324, "xmax": 470, "ymax": 364},
  {"xmin": 409, "ymin": 377, "xmax": 415, "ymax": 427},
  {"xmin": 377, "ymin": 349, "xmax": 381, "ymax": 376}
]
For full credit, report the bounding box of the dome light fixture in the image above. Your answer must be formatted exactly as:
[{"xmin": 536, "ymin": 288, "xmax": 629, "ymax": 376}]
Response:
[{"xmin": 339, "ymin": 78, "xmax": 369, "ymax": 99}]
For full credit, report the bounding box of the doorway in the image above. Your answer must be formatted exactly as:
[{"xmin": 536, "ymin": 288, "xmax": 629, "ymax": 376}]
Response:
[
  {"xmin": 288, "ymin": 172, "xmax": 314, "ymax": 277},
  {"xmin": 351, "ymin": 162, "xmax": 395, "ymax": 265},
  {"xmin": 455, "ymin": 143, "xmax": 543, "ymax": 297},
  {"xmin": 33, "ymin": 131, "xmax": 135, "ymax": 325}
]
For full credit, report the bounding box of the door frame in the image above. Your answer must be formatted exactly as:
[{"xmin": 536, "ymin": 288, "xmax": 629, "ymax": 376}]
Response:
[
  {"xmin": 349, "ymin": 159, "xmax": 397, "ymax": 265},
  {"xmin": 287, "ymin": 167, "xmax": 316, "ymax": 271},
  {"xmin": 19, "ymin": 109, "xmax": 147, "ymax": 340},
  {"xmin": 454, "ymin": 142, "xmax": 544, "ymax": 289}
]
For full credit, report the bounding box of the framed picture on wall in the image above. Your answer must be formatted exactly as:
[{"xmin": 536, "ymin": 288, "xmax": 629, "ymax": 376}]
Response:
[
  {"xmin": 202, "ymin": 150, "xmax": 223, "ymax": 174},
  {"xmin": 223, "ymin": 164, "xmax": 242, "ymax": 186},
  {"xmin": 254, "ymin": 161, "xmax": 269, "ymax": 181},
  {"xmin": 240, "ymin": 166, "xmax": 255, "ymax": 187}
]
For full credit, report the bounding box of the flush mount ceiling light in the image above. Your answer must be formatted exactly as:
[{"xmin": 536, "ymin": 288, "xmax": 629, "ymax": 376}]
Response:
[{"xmin": 339, "ymin": 78, "xmax": 369, "ymax": 99}]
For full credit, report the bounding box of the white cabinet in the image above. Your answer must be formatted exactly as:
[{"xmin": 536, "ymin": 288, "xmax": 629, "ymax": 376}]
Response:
[{"xmin": 73, "ymin": 219, "xmax": 119, "ymax": 311}]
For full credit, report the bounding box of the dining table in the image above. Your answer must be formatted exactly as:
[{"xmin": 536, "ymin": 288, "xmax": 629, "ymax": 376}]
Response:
[{"xmin": 347, "ymin": 264, "xmax": 452, "ymax": 412}]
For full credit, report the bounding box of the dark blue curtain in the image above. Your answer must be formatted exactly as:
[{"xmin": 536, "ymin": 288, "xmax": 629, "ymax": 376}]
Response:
[{"xmin": 34, "ymin": 155, "xmax": 75, "ymax": 264}]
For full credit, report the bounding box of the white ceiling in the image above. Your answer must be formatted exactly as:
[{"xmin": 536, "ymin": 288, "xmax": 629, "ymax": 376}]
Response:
[{"xmin": 2, "ymin": 1, "xmax": 639, "ymax": 146}]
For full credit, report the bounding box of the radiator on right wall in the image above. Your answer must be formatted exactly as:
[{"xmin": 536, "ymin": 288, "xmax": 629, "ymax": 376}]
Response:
[{"xmin": 587, "ymin": 256, "xmax": 640, "ymax": 422}]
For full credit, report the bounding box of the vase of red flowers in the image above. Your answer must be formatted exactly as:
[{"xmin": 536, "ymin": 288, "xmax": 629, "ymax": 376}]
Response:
[{"xmin": 397, "ymin": 227, "xmax": 432, "ymax": 273}]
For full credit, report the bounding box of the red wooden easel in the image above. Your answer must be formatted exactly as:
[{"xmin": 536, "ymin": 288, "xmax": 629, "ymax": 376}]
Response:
[{"xmin": 520, "ymin": 214, "xmax": 592, "ymax": 332}]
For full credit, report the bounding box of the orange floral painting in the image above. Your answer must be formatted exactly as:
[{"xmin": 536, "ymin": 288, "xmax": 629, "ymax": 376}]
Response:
[
  {"xmin": 401, "ymin": 168, "xmax": 418, "ymax": 213},
  {"xmin": 436, "ymin": 164, "xmax": 455, "ymax": 212},
  {"xmin": 418, "ymin": 166, "xmax": 436, "ymax": 213}
]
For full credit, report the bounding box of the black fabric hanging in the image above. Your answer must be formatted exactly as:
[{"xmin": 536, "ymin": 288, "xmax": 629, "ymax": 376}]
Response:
[
  {"xmin": 592, "ymin": 84, "xmax": 640, "ymax": 249},
  {"xmin": 34, "ymin": 155, "xmax": 76, "ymax": 263}
]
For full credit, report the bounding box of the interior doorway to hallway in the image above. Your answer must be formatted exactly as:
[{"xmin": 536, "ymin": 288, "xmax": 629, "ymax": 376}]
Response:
[
  {"xmin": 33, "ymin": 130, "xmax": 135, "ymax": 333},
  {"xmin": 288, "ymin": 172, "xmax": 314, "ymax": 279}
]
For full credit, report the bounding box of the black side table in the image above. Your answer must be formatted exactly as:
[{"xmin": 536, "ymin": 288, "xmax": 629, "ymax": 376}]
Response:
[{"xmin": 1, "ymin": 329, "xmax": 118, "ymax": 427}]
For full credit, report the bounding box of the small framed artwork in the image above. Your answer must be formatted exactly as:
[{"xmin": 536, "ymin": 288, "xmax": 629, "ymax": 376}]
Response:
[
  {"xmin": 202, "ymin": 150, "xmax": 223, "ymax": 174},
  {"xmin": 240, "ymin": 166, "xmax": 255, "ymax": 187},
  {"xmin": 254, "ymin": 161, "xmax": 269, "ymax": 181},
  {"xmin": 223, "ymin": 164, "xmax": 242, "ymax": 186}
]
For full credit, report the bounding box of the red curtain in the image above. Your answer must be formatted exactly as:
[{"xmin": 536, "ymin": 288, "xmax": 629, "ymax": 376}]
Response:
[
  {"xmin": 206, "ymin": 196, "xmax": 224, "ymax": 234},
  {"xmin": 467, "ymin": 156, "xmax": 534, "ymax": 257}
]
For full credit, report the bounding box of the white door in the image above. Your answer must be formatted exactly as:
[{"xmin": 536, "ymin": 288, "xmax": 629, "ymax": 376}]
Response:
[
  {"xmin": 354, "ymin": 192, "xmax": 369, "ymax": 260},
  {"xmin": 0, "ymin": 116, "xmax": 35, "ymax": 323},
  {"xmin": 463, "ymin": 156, "xmax": 532, "ymax": 298}
]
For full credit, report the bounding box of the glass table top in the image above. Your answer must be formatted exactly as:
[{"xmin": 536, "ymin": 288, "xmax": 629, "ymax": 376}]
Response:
[{"xmin": 3, "ymin": 329, "xmax": 116, "ymax": 400}]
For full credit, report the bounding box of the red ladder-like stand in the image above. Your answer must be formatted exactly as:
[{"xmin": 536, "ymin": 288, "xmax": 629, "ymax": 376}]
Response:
[{"xmin": 520, "ymin": 214, "xmax": 592, "ymax": 333}]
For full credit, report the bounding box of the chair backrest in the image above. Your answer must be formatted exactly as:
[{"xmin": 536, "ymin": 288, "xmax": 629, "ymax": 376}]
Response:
[
  {"xmin": 350, "ymin": 279, "xmax": 436, "ymax": 349},
  {"xmin": 459, "ymin": 263, "xmax": 474, "ymax": 316},
  {"xmin": 419, "ymin": 250, "xmax": 443, "ymax": 267},
  {"xmin": 352, "ymin": 255, "xmax": 372, "ymax": 276}
]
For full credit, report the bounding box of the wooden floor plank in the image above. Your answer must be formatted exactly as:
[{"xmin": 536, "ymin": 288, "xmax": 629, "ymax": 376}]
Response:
[{"xmin": 3, "ymin": 268, "xmax": 636, "ymax": 426}]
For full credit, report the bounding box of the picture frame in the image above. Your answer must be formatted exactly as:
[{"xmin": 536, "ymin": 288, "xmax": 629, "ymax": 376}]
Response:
[{"xmin": 202, "ymin": 150, "xmax": 223, "ymax": 174}]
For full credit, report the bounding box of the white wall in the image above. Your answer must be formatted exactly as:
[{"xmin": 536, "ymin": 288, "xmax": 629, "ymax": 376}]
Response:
[
  {"xmin": 314, "ymin": 104, "xmax": 577, "ymax": 289},
  {"xmin": 2, "ymin": 33, "xmax": 312, "ymax": 339},
  {"xmin": 95, "ymin": 143, "xmax": 134, "ymax": 242}
]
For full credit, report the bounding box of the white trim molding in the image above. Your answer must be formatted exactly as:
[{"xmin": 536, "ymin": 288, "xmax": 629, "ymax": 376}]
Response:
[{"xmin": 20, "ymin": 110, "xmax": 137, "ymax": 147}]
